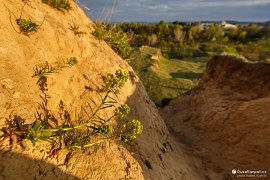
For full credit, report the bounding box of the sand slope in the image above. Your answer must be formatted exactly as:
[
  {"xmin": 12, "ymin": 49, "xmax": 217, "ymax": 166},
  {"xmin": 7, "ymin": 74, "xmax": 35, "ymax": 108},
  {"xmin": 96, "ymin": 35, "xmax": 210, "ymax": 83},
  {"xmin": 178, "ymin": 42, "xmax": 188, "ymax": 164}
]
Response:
[{"xmin": 161, "ymin": 56, "xmax": 270, "ymax": 179}]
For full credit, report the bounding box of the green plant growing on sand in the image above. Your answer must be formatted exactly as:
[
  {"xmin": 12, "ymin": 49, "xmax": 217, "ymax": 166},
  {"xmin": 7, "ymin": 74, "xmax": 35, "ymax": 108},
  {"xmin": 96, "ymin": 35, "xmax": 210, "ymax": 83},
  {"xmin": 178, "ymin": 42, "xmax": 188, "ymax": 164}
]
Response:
[
  {"xmin": 93, "ymin": 22, "xmax": 131, "ymax": 59},
  {"xmin": 16, "ymin": 18, "xmax": 39, "ymax": 35},
  {"xmin": 0, "ymin": 62, "xmax": 142, "ymax": 153},
  {"xmin": 32, "ymin": 57, "xmax": 78, "ymax": 78},
  {"xmin": 6, "ymin": 2, "xmax": 45, "ymax": 36}
]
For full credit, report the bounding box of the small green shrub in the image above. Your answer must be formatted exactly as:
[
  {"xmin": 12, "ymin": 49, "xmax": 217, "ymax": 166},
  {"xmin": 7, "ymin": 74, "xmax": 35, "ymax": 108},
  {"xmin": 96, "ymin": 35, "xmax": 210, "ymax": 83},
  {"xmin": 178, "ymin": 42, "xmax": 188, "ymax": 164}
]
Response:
[
  {"xmin": 42, "ymin": 0, "xmax": 72, "ymax": 11},
  {"xmin": 16, "ymin": 18, "xmax": 38, "ymax": 36},
  {"xmin": 93, "ymin": 23, "xmax": 131, "ymax": 59}
]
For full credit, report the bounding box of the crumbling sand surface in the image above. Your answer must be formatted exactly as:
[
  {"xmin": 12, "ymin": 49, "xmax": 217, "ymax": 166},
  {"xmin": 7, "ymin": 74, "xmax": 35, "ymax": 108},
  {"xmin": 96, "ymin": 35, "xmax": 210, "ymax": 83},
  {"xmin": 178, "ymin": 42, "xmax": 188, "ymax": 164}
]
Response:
[
  {"xmin": 161, "ymin": 56, "xmax": 270, "ymax": 179},
  {"xmin": 0, "ymin": 0, "xmax": 209, "ymax": 179}
]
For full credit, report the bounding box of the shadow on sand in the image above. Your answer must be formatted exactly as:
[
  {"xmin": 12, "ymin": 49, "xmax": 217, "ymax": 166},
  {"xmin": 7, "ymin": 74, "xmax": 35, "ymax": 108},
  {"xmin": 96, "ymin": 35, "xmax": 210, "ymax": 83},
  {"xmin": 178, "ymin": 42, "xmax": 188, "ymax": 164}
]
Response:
[{"xmin": 0, "ymin": 149, "xmax": 78, "ymax": 180}]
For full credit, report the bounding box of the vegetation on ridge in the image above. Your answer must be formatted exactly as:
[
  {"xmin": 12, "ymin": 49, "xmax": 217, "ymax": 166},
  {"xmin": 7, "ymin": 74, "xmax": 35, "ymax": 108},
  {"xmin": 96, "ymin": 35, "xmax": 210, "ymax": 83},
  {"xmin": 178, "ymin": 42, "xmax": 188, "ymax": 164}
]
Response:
[
  {"xmin": 42, "ymin": 0, "xmax": 72, "ymax": 11},
  {"xmin": 93, "ymin": 22, "xmax": 131, "ymax": 59}
]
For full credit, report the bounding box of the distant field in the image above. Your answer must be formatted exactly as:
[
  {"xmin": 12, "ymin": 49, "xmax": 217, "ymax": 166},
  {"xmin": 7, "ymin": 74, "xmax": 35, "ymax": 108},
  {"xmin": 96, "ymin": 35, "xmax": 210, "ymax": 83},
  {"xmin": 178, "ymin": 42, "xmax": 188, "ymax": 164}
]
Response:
[{"xmin": 129, "ymin": 46, "xmax": 207, "ymax": 107}]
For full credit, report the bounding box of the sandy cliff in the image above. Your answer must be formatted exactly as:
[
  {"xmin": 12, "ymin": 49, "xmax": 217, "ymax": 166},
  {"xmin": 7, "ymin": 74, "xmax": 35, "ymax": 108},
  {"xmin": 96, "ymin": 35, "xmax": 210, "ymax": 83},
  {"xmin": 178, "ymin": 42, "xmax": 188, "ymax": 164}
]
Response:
[{"xmin": 161, "ymin": 56, "xmax": 270, "ymax": 179}]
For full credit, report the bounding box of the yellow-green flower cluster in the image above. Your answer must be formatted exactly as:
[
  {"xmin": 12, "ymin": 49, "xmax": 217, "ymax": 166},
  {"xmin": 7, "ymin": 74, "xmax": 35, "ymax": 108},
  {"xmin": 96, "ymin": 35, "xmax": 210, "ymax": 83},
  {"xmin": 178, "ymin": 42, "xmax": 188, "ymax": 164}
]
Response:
[
  {"xmin": 119, "ymin": 119, "xmax": 143, "ymax": 142},
  {"xmin": 102, "ymin": 69, "xmax": 129, "ymax": 94},
  {"xmin": 114, "ymin": 104, "xmax": 131, "ymax": 119}
]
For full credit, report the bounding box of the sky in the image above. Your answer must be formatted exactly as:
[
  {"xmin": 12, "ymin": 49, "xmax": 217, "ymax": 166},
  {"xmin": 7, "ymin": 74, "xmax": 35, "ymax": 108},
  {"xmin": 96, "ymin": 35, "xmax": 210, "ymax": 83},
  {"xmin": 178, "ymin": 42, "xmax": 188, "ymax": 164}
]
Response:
[{"xmin": 78, "ymin": 0, "xmax": 270, "ymax": 23}]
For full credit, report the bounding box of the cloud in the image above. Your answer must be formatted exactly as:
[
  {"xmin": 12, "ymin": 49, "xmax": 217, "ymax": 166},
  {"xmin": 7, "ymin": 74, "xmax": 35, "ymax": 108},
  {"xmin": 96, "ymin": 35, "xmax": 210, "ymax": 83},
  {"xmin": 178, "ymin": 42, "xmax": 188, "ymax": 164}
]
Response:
[
  {"xmin": 178, "ymin": 0, "xmax": 270, "ymax": 8},
  {"xmin": 79, "ymin": 0, "xmax": 270, "ymax": 22}
]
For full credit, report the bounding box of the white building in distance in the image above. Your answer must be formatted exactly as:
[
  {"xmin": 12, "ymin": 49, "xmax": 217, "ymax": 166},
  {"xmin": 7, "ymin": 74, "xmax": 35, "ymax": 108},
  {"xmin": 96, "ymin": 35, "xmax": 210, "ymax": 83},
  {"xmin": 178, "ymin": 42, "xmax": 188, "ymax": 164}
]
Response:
[{"xmin": 221, "ymin": 21, "xmax": 237, "ymax": 29}]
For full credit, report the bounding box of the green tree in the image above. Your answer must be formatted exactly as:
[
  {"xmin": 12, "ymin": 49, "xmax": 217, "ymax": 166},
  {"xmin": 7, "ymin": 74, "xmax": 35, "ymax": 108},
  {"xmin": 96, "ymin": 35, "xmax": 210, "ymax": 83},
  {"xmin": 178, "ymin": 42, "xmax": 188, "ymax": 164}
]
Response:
[
  {"xmin": 173, "ymin": 24, "xmax": 184, "ymax": 43},
  {"xmin": 147, "ymin": 33, "xmax": 158, "ymax": 46}
]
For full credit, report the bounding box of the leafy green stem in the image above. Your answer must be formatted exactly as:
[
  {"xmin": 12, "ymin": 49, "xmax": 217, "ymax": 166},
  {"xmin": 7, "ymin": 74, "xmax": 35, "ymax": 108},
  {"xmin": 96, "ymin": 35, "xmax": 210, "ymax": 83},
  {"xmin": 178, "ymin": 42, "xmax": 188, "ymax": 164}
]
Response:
[{"xmin": 69, "ymin": 137, "xmax": 113, "ymax": 149}]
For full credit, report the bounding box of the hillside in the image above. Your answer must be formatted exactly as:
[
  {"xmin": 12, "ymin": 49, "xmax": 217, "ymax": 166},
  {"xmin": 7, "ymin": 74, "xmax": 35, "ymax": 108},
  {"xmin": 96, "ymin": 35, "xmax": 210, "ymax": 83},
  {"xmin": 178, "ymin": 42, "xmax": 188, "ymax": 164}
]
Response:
[
  {"xmin": 161, "ymin": 56, "xmax": 270, "ymax": 179},
  {"xmin": 129, "ymin": 46, "xmax": 206, "ymax": 106},
  {"xmin": 0, "ymin": 0, "xmax": 209, "ymax": 179}
]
